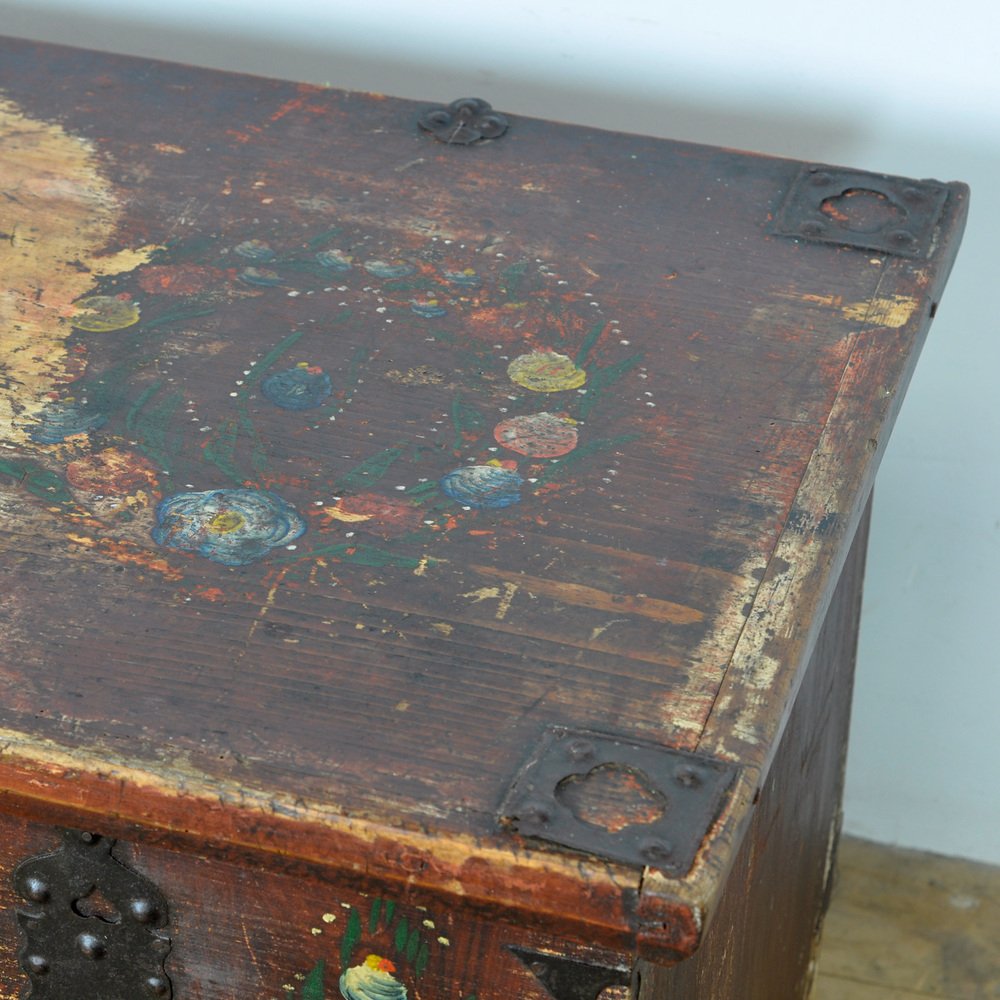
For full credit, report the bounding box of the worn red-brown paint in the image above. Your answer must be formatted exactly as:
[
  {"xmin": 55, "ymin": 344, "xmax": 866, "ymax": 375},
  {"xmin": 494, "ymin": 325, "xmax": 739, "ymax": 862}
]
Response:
[{"xmin": 0, "ymin": 34, "xmax": 966, "ymax": 999}]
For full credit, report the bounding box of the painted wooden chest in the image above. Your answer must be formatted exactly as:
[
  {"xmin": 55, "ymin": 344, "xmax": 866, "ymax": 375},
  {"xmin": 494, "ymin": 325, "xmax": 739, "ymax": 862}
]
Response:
[{"xmin": 0, "ymin": 35, "xmax": 967, "ymax": 1000}]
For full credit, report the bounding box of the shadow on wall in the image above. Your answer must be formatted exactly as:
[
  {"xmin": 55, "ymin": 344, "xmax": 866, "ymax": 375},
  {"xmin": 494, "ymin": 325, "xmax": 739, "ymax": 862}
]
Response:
[{"xmin": 0, "ymin": 0, "xmax": 868, "ymax": 162}]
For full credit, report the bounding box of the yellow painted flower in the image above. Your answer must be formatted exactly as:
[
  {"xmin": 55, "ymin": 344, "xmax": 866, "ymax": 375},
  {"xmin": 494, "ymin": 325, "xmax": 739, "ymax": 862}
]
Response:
[
  {"xmin": 70, "ymin": 295, "xmax": 141, "ymax": 332},
  {"xmin": 508, "ymin": 350, "xmax": 586, "ymax": 392}
]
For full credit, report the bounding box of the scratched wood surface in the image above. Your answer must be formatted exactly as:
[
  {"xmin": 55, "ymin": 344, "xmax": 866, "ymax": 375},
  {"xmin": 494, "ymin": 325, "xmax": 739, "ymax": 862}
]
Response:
[{"xmin": 0, "ymin": 35, "xmax": 967, "ymax": 960}]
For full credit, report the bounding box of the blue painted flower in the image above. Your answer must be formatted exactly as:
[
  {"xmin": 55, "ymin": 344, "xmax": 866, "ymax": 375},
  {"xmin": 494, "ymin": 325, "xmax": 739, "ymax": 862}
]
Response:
[
  {"xmin": 151, "ymin": 488, "xmax": 306, "ymax": 566},
  {"xmin": 315, "ymin": 249, "xmax": 353, "ymax": 271},
  {"xmin": 261, "ymin": 365, "xmax": 332, "ymax": 410},
  {"xmin": 440, "ymin": 465, "xmax": 523, "ymax": 509},
  {"xmin": 363, "ymin": 259, "xmax": 415, "ymax": 279},
  {"xmin": 238, "ymin": 267, "xmax": 283, "ymax": 287},
  {"xmin": 27, "ymin": 401, "xmax": 107, "ymax": 444},
  {"xmin": 442, "ymin": 269, "xmax": 481, "ymax": 289},
  {"xmin": 410, "ymin": 298, "xmax": 448, "ymax": 318},
  {"xmin": 234, "ymin": 239, "xmax": 276, "ymax": 262}
]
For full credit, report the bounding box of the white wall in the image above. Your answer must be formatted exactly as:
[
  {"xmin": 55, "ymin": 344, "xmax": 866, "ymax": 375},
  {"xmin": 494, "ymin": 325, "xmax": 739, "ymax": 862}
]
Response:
[{"xmin": 3, "ymin": 0, "xmax": 998, "ymax": 865}]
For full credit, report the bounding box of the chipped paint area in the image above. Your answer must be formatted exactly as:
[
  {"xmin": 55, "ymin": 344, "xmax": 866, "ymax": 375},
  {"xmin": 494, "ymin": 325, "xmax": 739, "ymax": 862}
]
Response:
[
  {"xmin": 0, "ymin": 96, "xmax": 158, "ymax": 446},
  {"xmin": 842, "ymin": 295, "xmax": 918, "ymax": 329}
]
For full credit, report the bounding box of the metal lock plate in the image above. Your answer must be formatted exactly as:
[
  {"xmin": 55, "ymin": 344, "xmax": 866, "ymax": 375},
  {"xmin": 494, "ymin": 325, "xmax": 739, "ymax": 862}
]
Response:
[
  {"xmin": 499, "ymin": 728, "xmax": 738, "ymax": 874},
  {"xmin": 13, "ymin": 830, "xmax": 172, "ymax": 999}
]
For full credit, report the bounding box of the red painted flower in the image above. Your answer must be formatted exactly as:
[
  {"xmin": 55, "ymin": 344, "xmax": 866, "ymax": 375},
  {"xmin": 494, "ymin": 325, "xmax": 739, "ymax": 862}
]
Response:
[
  {"xmin": 137, "ymin": 263, "xmax": 221, "ymax": 296},
  {"xmin": 66, "ymin": 447, "xmax": 159, "ymax": 495},
  {"xmin": 322, "ymin": 493, "xmax": 423, "ymax": 537}
]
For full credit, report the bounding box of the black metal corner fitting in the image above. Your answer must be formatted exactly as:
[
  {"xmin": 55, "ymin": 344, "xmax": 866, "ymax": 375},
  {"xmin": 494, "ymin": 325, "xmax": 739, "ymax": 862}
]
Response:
[
  {"xmin": 499, "ymin": 728, "xmax": 737, "ymax": 874},
  {"xmin": 771, "ymin": 165, "xmax": 949, "ymax": 258}
]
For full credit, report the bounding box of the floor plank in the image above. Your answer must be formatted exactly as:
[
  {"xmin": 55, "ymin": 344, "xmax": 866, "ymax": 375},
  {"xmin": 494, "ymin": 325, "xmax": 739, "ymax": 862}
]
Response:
[{"xmin": 811, "ymin": 836, "xmax": 1000, "ymax": 999}]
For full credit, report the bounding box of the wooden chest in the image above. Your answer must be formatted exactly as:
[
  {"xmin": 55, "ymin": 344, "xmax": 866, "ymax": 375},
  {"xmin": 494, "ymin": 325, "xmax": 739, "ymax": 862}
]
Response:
[{"xmin": 0, "ymin": 36, "xmax": 967, "ymax": 1000}]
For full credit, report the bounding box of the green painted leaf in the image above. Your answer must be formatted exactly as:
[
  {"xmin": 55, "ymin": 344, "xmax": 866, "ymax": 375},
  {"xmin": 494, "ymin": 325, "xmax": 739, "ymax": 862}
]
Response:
[
  {"xmin": 307, "ymin": 225, "xmax": 344, "ymax": 248},
  {"xmin": 394, "ymin": 917, "xmax": 409, "ymax": 955},
  {"xmin": 335, "ymin": 446, "xmax": 405, "ymax": 491},
  {"xmin": 124, "ymin": 381, "xmax": 164, "ymax": 434},
  {"xmin": 140, "ymin": 305, "xmax": 215, "ymax": 332},
  {"xmin": 341, "ymin": 908, "xmax": 362, "ymax": 969},
  {"xmin": 575, "ymin": 320, "xmax": 607, "ymax": 365},
  {"xmin": 533, "ymin": 433, "xmax": 641, "ymax": 486},
  {"xmin": 369, "ymin": 899, "xmax": 382, "ymax": 934},
  {"xmin": 415, "ymin": 942, "xmax": 430, "ymax": 978},
  {"xmin": 577, "ymin": 353, "xmax": 643, "ymax": 419},
  {"xmin": 201, "ymin": 419, "xmax": 244, "ymax": 483},
  {"xmin": 130, "ymin": 390, "xmax": 184, "ymax": 472},
  {"xmin": 384, "ymin": 901, "xmax": 396, "ymax": 924},
  {"xmin": 0, "ymin": 458, "xmax": 75, "ymax": 509},
  {"xmin": 301, "ymin": 960, "xmax": 326, "ymax": 1000},
  {"xmin": 499, "ymin": 259, "xmax": 529, "ymax": 296},
  {"xmin": 450, "ymin": 395, "xmax": 486, "ymax": 450},
  {"xmin": 245, "ymin": 330, "xmax": 306, "ymax": 388},
  {"xmin": 406, "ymin": 928, "xmax": 421, "ymax": 963}
]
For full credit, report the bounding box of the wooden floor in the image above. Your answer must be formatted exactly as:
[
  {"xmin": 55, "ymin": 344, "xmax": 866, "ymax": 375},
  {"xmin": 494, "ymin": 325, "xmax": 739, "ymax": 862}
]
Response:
[{"xmin": 811, "ymin": 836, "xmax": 1000, "ymax": 999}]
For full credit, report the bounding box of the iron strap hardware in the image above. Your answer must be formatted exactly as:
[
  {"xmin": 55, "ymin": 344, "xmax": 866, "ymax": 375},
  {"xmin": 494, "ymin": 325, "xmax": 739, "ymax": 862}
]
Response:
[
  {"xmin": 13, "ymin": 829, "xmax": 172, "ymax": 999},
  {"xmin": 509, "ymin": 946, "xmax": 632, "ymax": 1000},
  {"xmin": 499, "ymin": 728, "xmax": 738, "ymax": 874},
  {"xmin": 417, "ymin": 98, "xmax": 509, "ymax": 144},
  {"xmin": 771, "ymin": 165, "xmax": 949, "ymax": 258}
]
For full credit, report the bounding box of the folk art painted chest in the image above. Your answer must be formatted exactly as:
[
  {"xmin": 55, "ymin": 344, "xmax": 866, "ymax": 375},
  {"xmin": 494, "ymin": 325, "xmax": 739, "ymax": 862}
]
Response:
[{"xmin": 0, "ymin": 35, "xmax": 967, "ymax": 1000}]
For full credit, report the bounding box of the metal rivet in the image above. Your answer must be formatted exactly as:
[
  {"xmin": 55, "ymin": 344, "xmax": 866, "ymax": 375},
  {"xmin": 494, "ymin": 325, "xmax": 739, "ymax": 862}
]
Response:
[
  {"xmin": 519, "ymin": 800, "xmax": 552, "ymax": 825},
  {"xmin": 25, "ymin": 954, "xmax": 49, "ymax": 975},
  {"xmin": 79, "ymin": 832, "xmax": 99, "ymax": 844},
  {"xmin": 799, "ymin": 220, "xmax": 825, "ymax": 237},
  {"xmin": 146, "ymin": 975, "xmax": 170, "ymax": 996},
  {"xmin": 639, "ymin": 838, "xmax": 674, "ymax": 864},
  {"xmin": 565, "ymin": 738, "xmax": 595, "ymax": 762},
  {"xmin": 77, "ymin": 932, "xmax": 106, "ymax": 959},
  {"xmin": 888, "ymin": 229, "xmax": 916, "ymax": 245},
  {"xmin": 674, "ymin": 765, "xmax": 702, "ymax": 788},
  {"xmin": 23, "ymin": 876, "xmax": 50, "ymax": 903},
  {"xmin": 130, "ymin": 898, "xmax": 159, "ymax": 924}
]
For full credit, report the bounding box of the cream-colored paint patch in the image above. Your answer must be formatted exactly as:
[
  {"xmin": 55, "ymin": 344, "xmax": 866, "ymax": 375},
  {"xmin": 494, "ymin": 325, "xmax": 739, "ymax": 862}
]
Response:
[
  {"xmin": 842, "ymin": 295, "xmax": 919, "ymax": 329},
  {"xmin": 0, "ymin": 96, "xmax": 158, "ymax": 446}
]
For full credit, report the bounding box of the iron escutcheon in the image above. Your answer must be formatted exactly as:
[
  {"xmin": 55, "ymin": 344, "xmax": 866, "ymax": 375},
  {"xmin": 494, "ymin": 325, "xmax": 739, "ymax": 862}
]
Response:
[
  {"xmin": 13, "ymin": 829, "xmax": 172, "ymax": 999},
  {"xmin": 771, "ymin": 165, "xmax": 950, "ymax": 257},
  {"xmin": 499, "ymin": 728, "xmax": 738, "ymax": 874}
]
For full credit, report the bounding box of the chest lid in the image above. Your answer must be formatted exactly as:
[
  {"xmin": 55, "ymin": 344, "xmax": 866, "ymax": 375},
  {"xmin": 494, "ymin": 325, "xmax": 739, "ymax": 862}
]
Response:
[{"xmin": 0, "ymin": 35, "xmax": 967, "ymax": 961}]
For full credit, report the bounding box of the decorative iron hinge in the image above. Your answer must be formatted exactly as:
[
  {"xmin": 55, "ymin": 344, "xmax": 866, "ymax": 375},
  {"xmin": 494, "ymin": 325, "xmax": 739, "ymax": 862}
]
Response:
[
  {"xmin": 417, "ymin": 98, "xmax": 509, "ymax": 144},
  {"xmin": 13, "ymin": 829, "xmax": 172, "ymax": 999},
  {"xmin": 499, "ymin": 728, "xmax": 738, "ymax": 874},
  {"xmin": 771, "ymin": 165, "xmax": 949, "ymax": 258},
  {"xmin": 510, "ymin": 946, "xmax": 631, "ymax": 1000}
]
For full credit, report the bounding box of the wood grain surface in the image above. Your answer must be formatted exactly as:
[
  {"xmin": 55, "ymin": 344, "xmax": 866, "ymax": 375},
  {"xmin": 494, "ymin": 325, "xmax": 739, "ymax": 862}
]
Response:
[
  {"xmin": 813, "ymin": 836, "xmax": 1000, "ymax": 1000},
  {"xmin": 0, "ymin": 35, "xmax": 968, "ymax": 960}
]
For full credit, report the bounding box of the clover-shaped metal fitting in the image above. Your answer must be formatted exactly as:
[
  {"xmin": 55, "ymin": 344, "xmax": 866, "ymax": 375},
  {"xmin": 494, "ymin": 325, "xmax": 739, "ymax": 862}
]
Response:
[{"xmin": 418, "ymin": 98, "xmax": 509, "ymax": 145}]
